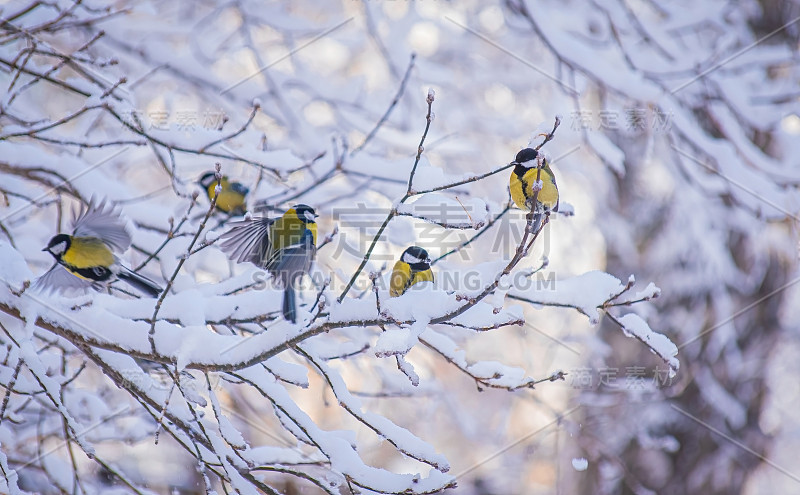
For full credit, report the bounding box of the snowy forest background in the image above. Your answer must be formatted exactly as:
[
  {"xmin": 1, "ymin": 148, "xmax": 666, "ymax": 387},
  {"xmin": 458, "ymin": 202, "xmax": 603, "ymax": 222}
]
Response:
[{"xmin": 0, "ymin": 0, "xmax": 799, "ymax": 493}]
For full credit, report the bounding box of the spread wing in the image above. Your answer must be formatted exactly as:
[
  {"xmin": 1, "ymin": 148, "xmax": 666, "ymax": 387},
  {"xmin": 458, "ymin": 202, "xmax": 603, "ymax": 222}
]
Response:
[
  {"xmin": 219, "ymin": 217, "xmax": 274, "ymax": 265},
  {"xmin": 71, "ymin": 197, "xmax": 132, "ymax": 253},
  {"xmin": 33, "ymin": 264, "xmax": 95, "ymax": 294}
]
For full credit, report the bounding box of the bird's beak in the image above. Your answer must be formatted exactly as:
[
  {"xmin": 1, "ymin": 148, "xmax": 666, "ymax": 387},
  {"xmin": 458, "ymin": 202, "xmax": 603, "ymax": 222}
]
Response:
[{"xmin": 41, "ymin": 247, "xmax": 48, "ymax": 252}]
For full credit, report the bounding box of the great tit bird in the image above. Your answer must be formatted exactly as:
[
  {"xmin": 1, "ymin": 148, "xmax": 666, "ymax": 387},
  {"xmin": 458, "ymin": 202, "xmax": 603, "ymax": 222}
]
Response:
[
  {"xmin": 509, "ymin": 147, "xmax": 559, "ymax": 230},
  {"xmin": 36, "ymin": 199, "xmax": 163, "ymax": 297},
  {"xmin": 390, "ymin": 246, "xmax": 434, "ymax": 297},
  {"xmin": 219, "ymin": 204, "xmax": 317, "ymax": 323},
  {"xmin": 199, "ymin": 172, "xmax": 249, "ymax": 215}
]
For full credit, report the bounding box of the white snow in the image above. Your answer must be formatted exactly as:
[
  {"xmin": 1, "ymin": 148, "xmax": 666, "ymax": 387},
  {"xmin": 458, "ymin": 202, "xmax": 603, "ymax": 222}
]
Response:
[
  {"xmin": 397, "ymin": 193, "xmax": 489, "ymax": 229},
  {"xmin": 511, "ymin": 271, "xmax": 632, "ymax": 324},
  {"xmin": 572, "ymin": 457, "xmax": 589, "ymax": 471},
  {"xmin": 0, "ymin": 242, "xmax": 33, "ymax": 291},
  {"xmin": 617, "ymin": 313, "xmax": 679, "ymax": 377}
]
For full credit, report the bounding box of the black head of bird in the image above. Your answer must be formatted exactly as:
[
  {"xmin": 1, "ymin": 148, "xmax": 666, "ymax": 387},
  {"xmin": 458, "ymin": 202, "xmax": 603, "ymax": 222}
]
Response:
[
  {"xmin": 514, "ymin": 148, "xmax": 539, "ymax": 167},
  {"xmin": 293, "ymin": 204, "xmax": 318, "ymax": 224},
  {"xmin": 199, "ymin": 172, "xmax": 218, "ymax": 189},
  {"xmin": 401, "ymin": 246, "xmax": 431, "ymax": 271},
  {"xmin": 43, "ymin": 234, "xmax": 72, "ymax": 260}
]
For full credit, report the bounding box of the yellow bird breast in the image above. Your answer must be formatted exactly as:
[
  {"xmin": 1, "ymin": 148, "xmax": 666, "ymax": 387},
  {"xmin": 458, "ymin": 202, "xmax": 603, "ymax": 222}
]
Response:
[
  {"xmin": 390, "ymin": 261, "xmax": 434, "ymax": 297},
  {"xmin": 308, "ymin": 222, "xmax": 318, "ymax": 246},
  {"xmin": 209, "ymin": 180, "xmax": 246, "ymax": 214},
  {"xmin": 216, "ymin": 191, "xmax": 245, "ymax": 213},
  {"xmin": 510, "ymin": 167, "xmax": 558, "ymax": 211},
  {"xmin": 412, "ymin": 267, "xmax": 434, "ymax": 286},
  {"xmin": 61, "ymin": 237, "xmax": 114, "ymax": 269}
]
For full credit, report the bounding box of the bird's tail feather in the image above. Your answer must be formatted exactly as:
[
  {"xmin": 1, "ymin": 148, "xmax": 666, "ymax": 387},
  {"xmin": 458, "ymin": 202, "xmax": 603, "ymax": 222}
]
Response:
[
  {"xmin": 532, "ymin": 212, "xmax": 543, "ymax": 234},
  {"xmin": 282, "ymin": 286, "xmax": 297, "ymax": 323},
  {"xmin": 118, "ymin": 269, "xmax": 162, "ymax": 297}
]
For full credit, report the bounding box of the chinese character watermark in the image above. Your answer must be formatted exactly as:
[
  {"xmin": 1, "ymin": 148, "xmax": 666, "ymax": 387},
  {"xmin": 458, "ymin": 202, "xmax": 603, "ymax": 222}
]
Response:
[{"xmin": 569, "ymin": 109, "xmax": 673, "ymax": 133}]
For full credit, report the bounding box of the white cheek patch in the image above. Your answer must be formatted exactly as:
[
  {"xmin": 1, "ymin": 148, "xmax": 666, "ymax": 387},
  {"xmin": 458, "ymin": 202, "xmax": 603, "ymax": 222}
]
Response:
[
  {"xmin": 304, "ymin": 210, "xmax": 316, "ymax": 222},
  {"xmin": 403, "ymin": 253, "xmax": 422, "ymax": 264},
  {"xmin": 50, "ymin": 241, "xmax": 67, "ymax": 255}
]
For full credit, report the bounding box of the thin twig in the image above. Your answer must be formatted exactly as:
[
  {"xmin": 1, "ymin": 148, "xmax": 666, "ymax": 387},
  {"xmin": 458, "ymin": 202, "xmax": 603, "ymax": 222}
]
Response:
[
  {"xmin": 148, "ymin": 171, "xmax": 220, "ymax": 353},
  {"xmin": 338, "ymin": 90, "xmax": 436, "ymax": 302},
  {"xmin": 351, "ymin": 53, "xmax": 416, "ymax": 156},
  {"xmin": 432, "ymin": 203, "xmax": 512, "ymax": 265}
]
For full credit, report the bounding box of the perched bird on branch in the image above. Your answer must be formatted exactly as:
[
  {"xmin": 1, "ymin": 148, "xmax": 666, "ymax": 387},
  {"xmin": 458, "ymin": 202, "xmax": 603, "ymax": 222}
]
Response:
[
  {"xmin": 219, "ymin": 204, "xmax": 317, "ymax": 323},
  {"xmin": 509, "ymin": 147, "xmax": 559, "ymax": 231},
  {"xmin": 199, "ymin": 172, "xmax": 249, "ymax": 215},
  {"xmin": 390, "ymin": 246, "xmax": 434, "ymax": 297},
  {"xmin": 36, "ymin": 199, "xmax": 163, "ymax": 297}
]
